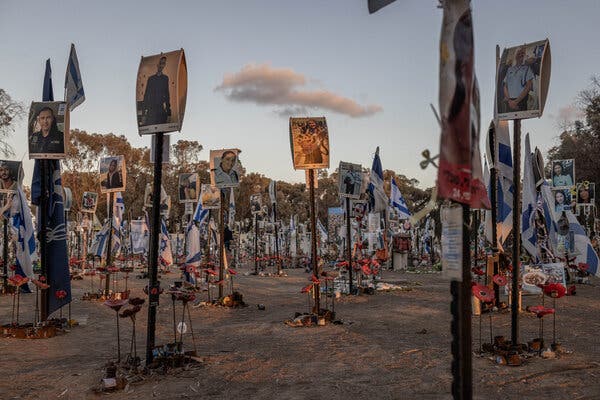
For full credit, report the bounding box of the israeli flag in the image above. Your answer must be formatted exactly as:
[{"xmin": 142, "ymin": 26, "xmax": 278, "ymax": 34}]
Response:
[
  {"xmin": 193, "ymin": 197, "xmax": 209, "ymax": 225},
  {"xmin": 159, "ymin": 218, "xmax": 173, "ymax": 267},
  {"xmin": 567, "ymin": 212, "xmax": 599, "ymax": 276},
  {"xmin": 113, "ymin": 192, "xmax": 125, "ymax": 227},
  {"xmin": 90, "ymin": 222, "xmax": 110, "ymax": 258},
  {"xmin": 367, "ymin": 147, "xmax": 388, "ymax": 213},
  {"xmin": 9, "ymin": 188, "xmax": 37, "ymax": 280},
  {"xmin": 228, "ymin": 187, "xmax": 236, "ymax": 227},
  {"xmin": 521, "ymin": 134, "xmax": 539, "ymax": 260},
  {"xmin": 317, "ymin": 219, "xmax": 328, "ymax": 242},
  {"xmin": 390, "ymin": 178, "xmax": 411, "ymax": 220},
  {"xmin": 64, "ymin": 43, "xmax": 85, "ymax": 111}
]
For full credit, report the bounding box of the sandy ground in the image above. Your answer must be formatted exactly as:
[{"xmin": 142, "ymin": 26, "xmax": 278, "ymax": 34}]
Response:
[{"xmin": 1, "ymin": 265, "xmax": 599, "ymax": 400}]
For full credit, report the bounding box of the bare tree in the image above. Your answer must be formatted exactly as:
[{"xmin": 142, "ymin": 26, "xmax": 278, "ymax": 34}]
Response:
[{"xmin": 0, "ymin": 89, "xmax": 24, "ymax": 157}]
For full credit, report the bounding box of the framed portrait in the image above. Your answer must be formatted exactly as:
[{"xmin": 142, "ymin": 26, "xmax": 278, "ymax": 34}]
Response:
[
  {"xmin": 99, "ymin": 156, "xmax": 126, "ymax": 193},
  {"xmin": 327, "ymin": 207, "xmax": 344, "ymax": 243},
  {"xmin": 351, "ymin": 199, "xmax": 368, "ymax": 219},
  {"xmin": 551, "ymin": 159, "xmax": 575, "ymax": 188},
  {"xmin": 178, "ymin": 173, "xmax": 198, "ymax": 203},
  {"xmin": 28, "ymin": 101, "xmax": 69, "ymax": 159},
  {"xmin": 552, "ymin": 188, "xmax": 574, "ymax": 213},
  {"xmin": 0, "ymin": 160, "xmax": 23, "ymax": 193},
  {"xmin": 210, "ymin": 149, "xmax": 241, "ymax": 189},
  {"xmin": 250, "ymin": 193, "xmax": 262, "ymax": 215},
  {"xmin": 150, "ymin": 134, "xmax": 170, "ymax": 163},
  {"xmin": 136, "ymin": 49, "xmax": 187, "ymax": 135},
  {"xmin": 576, "ymin": 182, "xmax": 595, "ymax": 205},
  {"xmin": 496, "ymin": 39, "xmax": 551, "ymax": 121},
  {"xmin": 289, "ymin": 117, "xmax": 329, "ymax": 170},
  {"xmin": 200, "ymin": 184, "xmax": 220, "ymax": 209},
  {"xmin": 81, "ymin": 191, "xmax": 98, "ymax": 213},
  {"xmin": 338, "ymin": 161, "xmax": 363, "ymax": 199}
]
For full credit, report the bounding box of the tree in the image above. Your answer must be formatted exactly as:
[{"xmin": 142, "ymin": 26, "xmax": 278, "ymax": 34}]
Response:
[{"xmin": 0, "ymin": 89, "xmax": 24, "ymax": 156}]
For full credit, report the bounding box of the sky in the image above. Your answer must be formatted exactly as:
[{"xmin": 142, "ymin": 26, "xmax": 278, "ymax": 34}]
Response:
[{"xmin": 1, "ymin": 0, "xmax": 599, "ymax": 189}]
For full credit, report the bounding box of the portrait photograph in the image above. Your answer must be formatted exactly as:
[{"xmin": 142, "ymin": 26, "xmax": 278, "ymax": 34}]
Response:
[
  {"xmin": 136, "ymin": 49, "xmax": 187, "ymax": 135},
  {"xmin": 0, "ymin": 160, "xmax": 23, "ymax": 193},
  {"xmin": 496, "ymin": 39, "xmax": 551, "ymax": 120},
  {"xmin": 200, "ymin": 184, "xmax": 220, "ymax": 209},
  {"xmin": 28, "ymin": 101, "xmax": 69, "ymax": 159},
  {"xmin": 210, "ymin": 148, "xmax": 241, "ymax": 189},
  {"xmin": 250, "ymin": 193, "xmax": 262, "ymax": 215},
  {"xmin": 551, "ymin": 159, "xmax": 575, "ymax": 188},
  {"xmin": 178, "ymin": 173, "xmax": 198, "ymax": 203},
  {"xmin": 289, "ymin": 117, "xmax": 330, "ymax": 170},
  {"xmin": 99, "ymin": 155, "xmax": 126, "ymax": 193},
  {"xmin": 351, "ymin": 200, "xmax": 368, "ymax": 219},
  {"xmin": 552, "ymin": 188, "xmax": 574, "ymax": 213},
  {"xmin": 327, "ymin": 207, "xmax": 344, "ymax": 243},
  {"xmin": 81, "ymin": 191, "xmax": 98, "ymax": 213},
  {"xmin": 338, "ymin": 161, "xmax": 363, "ymax": 199},
  {"xmin": 576, "ymin": 182, "xmax": 595, "ymax": 205}
]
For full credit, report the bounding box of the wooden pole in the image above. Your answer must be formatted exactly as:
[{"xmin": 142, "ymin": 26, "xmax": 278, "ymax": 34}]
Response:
[
  {"xmin": 273, "ymin": 204, "xmax": 281, "ymax": 274},
  {"xmin": 146, "ymin": 132, "xmax": 164, "ymax": 365},
  {"xmin": 345, "ymin": 197, "xmax": 353, "ymax": 294},
  {"xmin": 254, "ymin": 213, "xmax": 258, "ymax": 274},
  {"xmin": 219, "ymin": 190, "xmax": 225, "ymax": 299},
  {"xmin": 2, "ymin": 218, "xmax": 8, "ymax": 290},
  {"xmin": 105, "ymin": 192, "xmax": 113, "ymax": 296},
  {"xmin": 40, "ymin": 160, "xmax": 49, "ymax": 322},
  {"xmin": 511, "ymin": 120, "xmax": 522, "ymax": 347},
  {"xmin": 308, "ymin": 169, "xmax": 320, "ymax": 314}
]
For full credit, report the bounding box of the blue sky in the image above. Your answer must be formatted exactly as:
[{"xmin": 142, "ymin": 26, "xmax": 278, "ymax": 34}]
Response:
[{"xmin": 1, "ymin": 0, "xmax": 599, "ymax": 188}]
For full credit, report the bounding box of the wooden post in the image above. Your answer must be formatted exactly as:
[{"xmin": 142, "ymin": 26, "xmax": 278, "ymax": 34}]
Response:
[
  {"xmin": 345, "ymin": 197, "xmax": 353, "ymax": 294},
  {"xmin": 105, "ymin": 192, "xmax": 113, "ymax": 296},
  {"xmin": 219, "ymin": 190, "xmax": 225, "ymax": 298},
  {"xmin": 511, "ymin": 119, "xmax": 522, "ymax": 347},
  {"xmin": 308, "ymin": 169, "xmax": 320, "ymax": 314},
  {"xmin": 40, "ymin": 160, "xmax": 49, "ymax": 322}
]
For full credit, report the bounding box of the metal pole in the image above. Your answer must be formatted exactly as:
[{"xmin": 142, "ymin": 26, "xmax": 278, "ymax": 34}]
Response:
[
  {"xmin": 308, "ymin": 169, "xmax": 320, "ymax": 314},
  {"xmin": 345, "ymin": 197, "xmax": 353, "ymax": 294},
  {"xmin": 273, "ymin": 204, "xmax": 281, "ymax": 274},
  {"xmin": 146, "ymin": 132, "xmax": 164, "ymax": 365},
  {"xmin": 254, "ymin": 214, "xmax": 258, "ymax": 274},
  {"xmin": 105, "ymin": 192, "xmax": 113, "ymax": 296},
  {"xmin": 219, "ymin": 190, "xmax": 225, "ymax": 299},
  {"xmin": 40, "ymin": 160, "xmax": 49, "ymax": 322},
  {"xmin": 511, "ymin": 120, "xmax": 522, "ymax": 347}
]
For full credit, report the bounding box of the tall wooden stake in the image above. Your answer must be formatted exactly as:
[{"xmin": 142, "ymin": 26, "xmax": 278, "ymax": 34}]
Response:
[
  {"xmin": 308, "ymin": 169, "xmax": 320, "ymax": 314},
  {"xmin": 345, "ymin": 197, "xmax": 353, "ymax": 294},
  {"xmin": 254, "ymin": 213, "xmax": 258, "ymax": 274},
  {"xmin": 146, "ymin": 132, "xmax": 164, "ymax": 365},
  {"xmin": 105, "ymin": 192, "xmax": 113, "ymax": 296},
  {"xmin": 2, "ymin": 218, "xmax": 8, "ymax": 290},
  {"xmin": 40, "ymin": 160, "xmax": 49, "ymax": 322},
  {"xmin": 273, "ymin": 204, "xmax": 281, "ymax": 274},
  {"xmin": 219, "ymin": 190, "xmax": 226, "ymax": 298},
  {"xmin": 511, "ymin": 120, "xmax": 522, "ymax": 347}
]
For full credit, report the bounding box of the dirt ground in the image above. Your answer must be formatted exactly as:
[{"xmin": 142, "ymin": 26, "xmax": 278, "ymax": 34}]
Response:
[{"xmin": 1, "ymin": 265, "xmax": 599, "ymax": 400}]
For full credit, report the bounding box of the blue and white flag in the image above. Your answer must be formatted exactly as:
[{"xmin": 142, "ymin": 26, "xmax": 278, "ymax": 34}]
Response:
[
  {"xmin": 228, "ymin": 187, "xmax": 236, "ymax": 227},
  {"xmin": 9, "ymin": 188, "xmax": 37, "ymax": 280},
  {"xmin": 521, "ymin": 134, "xmax": 539, "ymax": 261},
  {"xmin": 317, "ymin": 219, "xmax": 328, "ymax": 242},
  {"xmin": 159, "ymin": 218, "xmax": 173, "ymax": 267},
  {"xmin": 90, "ymin": 222, "xmax": 110, "ymax": 258},
  {"xmin": 390, "ymin": 178, "xmax": 411, "ymax": 220},
  {"xmin": 567, "ymin": 212, "xmax": 599, "ymax": 276},
  {"xmin": 64, "ymin": 43, "xmax": 85, "ymax": 111},
  {"xmin": 193, "ymin": 196, "xmax": 209, "ymax": 226},
  {"xmin": 130, "ymin": 220, "xmax": 149, "ymax": 254},
  {"xmin": 113, "ymin": 192, "xmax": 125, "ymax": 227},
  {"xmin": 367, "ymin": 147, "xmax": 388, "ymax": 213}
]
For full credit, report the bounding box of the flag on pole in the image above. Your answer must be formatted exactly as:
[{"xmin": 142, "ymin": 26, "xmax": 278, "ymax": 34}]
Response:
[
  {"xmin": 390, "ymin": 178, "xmax": 411, "ymax": 220},
  {"xmin": 567, "ymin": 212, "xmax": 599, "ymax": 276},
  {"xmin": 113, "ymin": 192, "xmax": 125, "ymax": 227},
  {"xmin": 64, "ymin": 43, "xmax": 85, "ymax": 111},
  {"xmin": 90, "ymin": 222, "xmax": 110, "ymax": 258},
  {"xmin": 228, "ymin": 187, "xmax": 235, "ymax": 227},
  {"xmin": 184, "ymin": 221, "xmax": 202, "ymax": 284},
  {"xmin": 193, "ymin": 197, "xmax": 209, "ymax": 226},
  {"xmin": 521, "ymin": 133, "xmax": 539, "ymax": 261},
  {"xmin": 32, "ymin": 59, "xmax": 70, "ymax": 315},
  {"xmin": 367, "ymin": 147, "xmax": 388, "ymax": 213},
  {"xmin": 8, "ymin": 188, "xmax": 37, "ymax": 280},
  {"xmin": 159, "ymin": 217, "xmax": 173, "ymax": 267}
]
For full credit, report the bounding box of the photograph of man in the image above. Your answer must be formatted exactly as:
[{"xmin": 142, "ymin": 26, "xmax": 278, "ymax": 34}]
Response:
[
  {"xmin": 576, "ymin": 183, "xmax": 595, "ymax": 205},
  {"xmin": 211, "ymin": 149, "xmax": 240, "ymax": 188},
  {"xmin": 339, "ymin": 162, "xmax": 362, "ymax": 199},
  {"xmin": 0, "ymin": 161, "xmax": 18, "ymax": 192},
  {"xmin": 500, "ymin": 46, "xmax": 535, "ymax": 113},
  {"xmin": 29, "ymin": 105, "xmax": 65, "ymax": 156},
  {"xmin": 250, "ymin": 194, "xmax": 262, "ymax": 214},
  {"xmin": 552, "ymin": 160, "xmax": 574, "ymax": 188},
  {"xmin": 179, "ymin": 173, "xmax": 198, "ymax": 202},
  {"xmin": 140, "ymin": 56, "xmax": 171, "ymax": 126}
]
